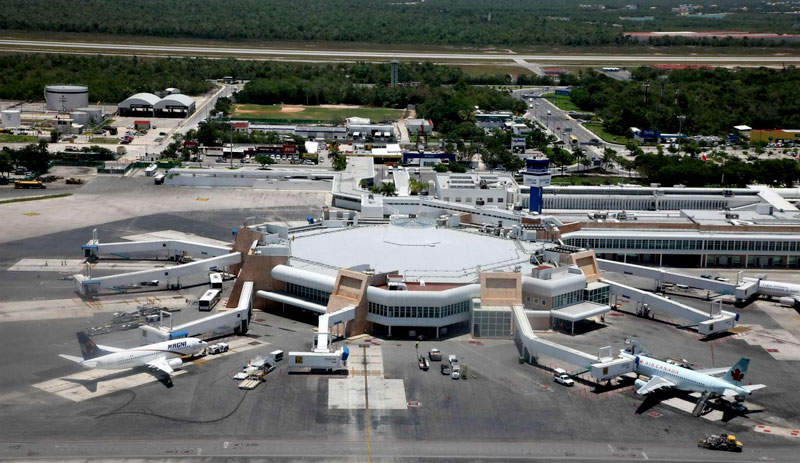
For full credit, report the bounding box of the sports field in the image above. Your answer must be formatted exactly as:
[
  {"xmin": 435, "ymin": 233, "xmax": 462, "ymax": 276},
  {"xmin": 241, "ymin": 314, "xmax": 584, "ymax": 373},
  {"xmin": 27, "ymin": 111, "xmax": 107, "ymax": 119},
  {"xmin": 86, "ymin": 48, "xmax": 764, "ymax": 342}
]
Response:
[{"xmin": 232, "ymin": 104, "xmax": 404, "ymax": 122}]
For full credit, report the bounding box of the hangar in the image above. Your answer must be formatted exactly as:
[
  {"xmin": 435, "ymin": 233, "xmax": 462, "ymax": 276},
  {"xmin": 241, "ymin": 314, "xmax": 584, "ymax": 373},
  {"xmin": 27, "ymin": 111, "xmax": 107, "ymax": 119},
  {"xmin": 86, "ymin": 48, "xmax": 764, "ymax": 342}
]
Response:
[
  {"xmin": 118, "ymin": 92, "xmax": 160, "ymax": 117},
  {"xmin": 154, "ymin": 94, "xmax": 196, "ymax": 118}
]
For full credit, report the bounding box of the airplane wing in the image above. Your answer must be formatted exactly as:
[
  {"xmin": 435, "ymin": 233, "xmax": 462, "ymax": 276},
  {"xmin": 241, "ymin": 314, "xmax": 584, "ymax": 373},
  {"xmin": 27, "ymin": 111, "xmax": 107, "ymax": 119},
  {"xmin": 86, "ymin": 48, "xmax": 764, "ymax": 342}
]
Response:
[
  {"xmin": 59, "ymin": 354, "xmax": 84, "ymax": 364},
  {"xmin": 743, "ymin": 384, "xmax": 766, "ymax": 393},
  {"xmin": 95, "ymin": 344, "xmax": 124, "ymax": 353},
  {"xmin": 636, "ymin": 375, "xmax": 675, "ymax": 395},
  {"xmin": 146, "ymin": 357, "xmax": 174, "ymax": 375},
  {"xmin": 694, "ymin": 367, "xmax": 729, "ymax": 376}
]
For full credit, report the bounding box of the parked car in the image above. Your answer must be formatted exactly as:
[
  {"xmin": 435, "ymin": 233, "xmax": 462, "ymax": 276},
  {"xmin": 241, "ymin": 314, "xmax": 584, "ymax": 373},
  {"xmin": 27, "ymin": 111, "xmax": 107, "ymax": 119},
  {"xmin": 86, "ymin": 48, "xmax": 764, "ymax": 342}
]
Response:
[
  {"xmin": 715, "ymin": 276, "xmax": 730, "ymax": 282},
  {"xmin": 701, "ymin": 274, "xmax": 713, "ymax": 279}
]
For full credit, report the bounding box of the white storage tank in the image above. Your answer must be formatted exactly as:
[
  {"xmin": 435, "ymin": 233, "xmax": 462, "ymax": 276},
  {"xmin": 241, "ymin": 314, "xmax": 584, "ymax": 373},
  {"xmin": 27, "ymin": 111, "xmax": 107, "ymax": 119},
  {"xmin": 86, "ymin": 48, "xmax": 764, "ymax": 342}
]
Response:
[
  {"xmin": 76, "ymin": 107, "xmax": 102, "ymax": 124},
  {"xmin": 70, "ymin": 111, "xmax": 89, "ymax": 126},
  {"xmin": 45, "ymin": 85, "xmax": 89, "ymax": 112},
  {"xmin": 1, "ymin": 110, "xmax": 21, "ymax": 129}
]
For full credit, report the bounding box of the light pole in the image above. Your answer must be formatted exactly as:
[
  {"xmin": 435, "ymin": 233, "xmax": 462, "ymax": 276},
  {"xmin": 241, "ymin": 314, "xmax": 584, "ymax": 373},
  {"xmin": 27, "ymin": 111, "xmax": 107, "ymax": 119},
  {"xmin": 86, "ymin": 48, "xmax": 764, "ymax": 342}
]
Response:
[
  {"xmin": 677, "ymin": 115, "xmax": 686, "ymax": 155},
  {"xmin": 229, "ymin": 121, "xmax": 234, "ymax": 169}
]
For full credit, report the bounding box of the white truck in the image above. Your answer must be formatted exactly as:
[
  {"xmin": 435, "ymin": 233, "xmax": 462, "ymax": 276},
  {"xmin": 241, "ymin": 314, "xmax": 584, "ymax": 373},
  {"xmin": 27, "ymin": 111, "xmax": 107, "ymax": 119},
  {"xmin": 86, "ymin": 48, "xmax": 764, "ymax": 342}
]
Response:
[
  {"xmin": 288, "ymin": 346, "xmax": 350, "ymax": 372},
  {"xmin": 553, "ymin": 368, "xmax": 575, "ymax": 387}
]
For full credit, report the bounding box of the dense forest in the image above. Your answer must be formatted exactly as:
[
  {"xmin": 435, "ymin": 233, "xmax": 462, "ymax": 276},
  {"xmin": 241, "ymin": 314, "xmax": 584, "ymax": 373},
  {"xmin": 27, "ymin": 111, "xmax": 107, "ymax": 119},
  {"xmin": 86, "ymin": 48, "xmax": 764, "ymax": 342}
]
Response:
[
  {"xmin": 0, "ymin": 54, "xmax": 534, "ymax": 103},
  {"xmin": 634, "ymin": 153, "xmax": 800, "ymax": 188},
  {"xmin": 0, "ymin": 0, "xmax": 797, "ymax": 48},
  {"xmin": 570, "ymin": 66, "xmax": 800, "ymax": 136}
]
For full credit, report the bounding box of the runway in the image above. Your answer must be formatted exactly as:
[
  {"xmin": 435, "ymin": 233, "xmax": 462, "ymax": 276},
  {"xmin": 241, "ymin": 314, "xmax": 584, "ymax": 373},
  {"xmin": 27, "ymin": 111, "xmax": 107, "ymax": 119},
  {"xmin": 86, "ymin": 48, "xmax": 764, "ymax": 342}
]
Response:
[{"xmin": 1, "ymin": 38, "xmax": 799, "ymax": 64}]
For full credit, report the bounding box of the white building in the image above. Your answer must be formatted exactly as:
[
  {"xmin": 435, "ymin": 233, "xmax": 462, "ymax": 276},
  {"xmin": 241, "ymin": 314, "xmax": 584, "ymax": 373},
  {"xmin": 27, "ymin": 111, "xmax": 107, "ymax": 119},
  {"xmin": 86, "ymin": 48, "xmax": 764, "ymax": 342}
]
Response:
[{"xmin": 434, "ymin": 172, "xmax": 518, "ymax": 207}]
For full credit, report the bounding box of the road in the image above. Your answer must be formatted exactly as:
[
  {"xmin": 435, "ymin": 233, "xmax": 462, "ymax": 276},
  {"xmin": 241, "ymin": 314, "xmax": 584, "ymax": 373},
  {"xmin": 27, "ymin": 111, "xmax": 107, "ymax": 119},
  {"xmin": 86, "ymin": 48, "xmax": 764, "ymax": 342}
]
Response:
[
  {"xmin": 1, "ymin": 39, "xmax": 799, "ymax": 64},
  {"xmin": 2, "ymin": 437, "xmax": 797, "ymax": 461}
]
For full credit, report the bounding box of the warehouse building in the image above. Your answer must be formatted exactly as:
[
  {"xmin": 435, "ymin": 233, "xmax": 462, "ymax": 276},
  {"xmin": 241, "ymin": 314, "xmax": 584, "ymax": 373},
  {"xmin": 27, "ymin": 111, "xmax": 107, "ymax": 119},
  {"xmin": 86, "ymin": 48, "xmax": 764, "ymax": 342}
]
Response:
[
  {"xmin": 154, "ymin": 94, "xmax": 196, "ymax": 118},
  {"xmin": 118, "ymin": 93, "xmax": 160, "ymax": 117}
]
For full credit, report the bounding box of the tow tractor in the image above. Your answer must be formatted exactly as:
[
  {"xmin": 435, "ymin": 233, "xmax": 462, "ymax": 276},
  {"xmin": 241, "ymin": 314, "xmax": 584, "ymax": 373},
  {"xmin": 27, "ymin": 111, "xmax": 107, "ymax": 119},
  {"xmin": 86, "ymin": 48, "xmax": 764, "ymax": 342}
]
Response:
[
  {"xmin": 698, "ymin": 434, "xmax": 743, "ymax": 452},
  {"xmin": 418, "ymin": 356, "xmax": 429, "ymax": 370}
]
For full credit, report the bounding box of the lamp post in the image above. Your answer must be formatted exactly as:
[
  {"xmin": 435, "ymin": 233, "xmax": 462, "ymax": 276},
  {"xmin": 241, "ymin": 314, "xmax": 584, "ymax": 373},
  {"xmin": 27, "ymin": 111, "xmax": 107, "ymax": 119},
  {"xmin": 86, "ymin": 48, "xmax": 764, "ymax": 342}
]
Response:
[
  {"xmin": 230, "ymin": 121, "xmax": 234, "ymax": 170},
  {"xmin": 677, "ymin": 115, "xmax": 686, "ymax": 156}
]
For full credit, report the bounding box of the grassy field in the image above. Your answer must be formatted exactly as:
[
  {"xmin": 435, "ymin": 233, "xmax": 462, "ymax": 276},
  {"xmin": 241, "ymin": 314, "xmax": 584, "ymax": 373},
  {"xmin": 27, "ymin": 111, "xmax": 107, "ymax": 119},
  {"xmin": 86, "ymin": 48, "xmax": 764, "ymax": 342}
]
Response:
[
  {"xmin": 582, "ymin": 122, "xmax": 634, "ymax": 145},
  {"xmin": 0, "ymin": 134, "xmax": 40, "ymax": 143},
  {"xmin": 541, "ymin": 94, "xmax": 580, "ymax": 112},
  {"xmin": 551, "ymin": 175, "xmax": 640, "ymax": 186},
  {"xmin": 232, "ymin": 104, "xmax": 404, "ymax": 122},
  {"xmin": 88, "ymin": 137, "xmax": 120, "ymax": 144},
  {"xmin": 0, "ymin": 193, "xmax": 72, "ymax": 205}
]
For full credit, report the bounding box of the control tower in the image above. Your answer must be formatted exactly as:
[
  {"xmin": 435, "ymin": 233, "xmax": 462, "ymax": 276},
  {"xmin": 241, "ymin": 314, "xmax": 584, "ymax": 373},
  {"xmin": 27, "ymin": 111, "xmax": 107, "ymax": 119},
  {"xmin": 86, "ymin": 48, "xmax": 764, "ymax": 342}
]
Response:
[{"xmin": 523, "ymin": 158, "xmax": 551, "ymax": 213}]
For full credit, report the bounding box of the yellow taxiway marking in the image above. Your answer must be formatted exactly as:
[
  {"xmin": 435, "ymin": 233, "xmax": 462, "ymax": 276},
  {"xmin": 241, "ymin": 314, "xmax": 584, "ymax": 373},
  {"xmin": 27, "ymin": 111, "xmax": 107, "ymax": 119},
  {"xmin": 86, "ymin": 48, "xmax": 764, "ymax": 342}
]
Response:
[
  {"xmin": 23, "ymin": 212, "xmax": 40, "ymax": 216},
  {"xmin": 196, "ymin": 197, "xmax": 209, "ymax": 201}
]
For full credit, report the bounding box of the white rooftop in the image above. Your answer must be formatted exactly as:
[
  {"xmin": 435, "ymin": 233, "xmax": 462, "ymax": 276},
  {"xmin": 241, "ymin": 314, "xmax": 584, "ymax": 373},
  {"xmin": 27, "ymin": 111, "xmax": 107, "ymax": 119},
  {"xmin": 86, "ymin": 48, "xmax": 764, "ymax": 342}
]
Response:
[{"xmin": 290, "ymin": 222, "xmax": 539, "ymax": 282}]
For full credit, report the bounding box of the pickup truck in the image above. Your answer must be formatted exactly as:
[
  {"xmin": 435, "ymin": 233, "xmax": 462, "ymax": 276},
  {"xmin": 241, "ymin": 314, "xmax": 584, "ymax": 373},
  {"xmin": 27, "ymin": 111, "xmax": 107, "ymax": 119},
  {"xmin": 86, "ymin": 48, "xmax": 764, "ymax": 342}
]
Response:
[{"xmin": 553, "ymin": 368, "xmax": 574, "ymax": 387}]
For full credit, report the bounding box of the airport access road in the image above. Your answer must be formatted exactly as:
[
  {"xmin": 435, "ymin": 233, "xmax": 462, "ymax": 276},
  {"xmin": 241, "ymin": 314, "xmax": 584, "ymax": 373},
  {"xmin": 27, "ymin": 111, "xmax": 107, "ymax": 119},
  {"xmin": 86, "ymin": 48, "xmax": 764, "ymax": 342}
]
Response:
[
  {"xmin": 1, "ymin": 438, "xmax": 797, "ymax": 461},
  {"xmin": 1, "ymin": 38, "xmax": 800, "ymax": 65}
]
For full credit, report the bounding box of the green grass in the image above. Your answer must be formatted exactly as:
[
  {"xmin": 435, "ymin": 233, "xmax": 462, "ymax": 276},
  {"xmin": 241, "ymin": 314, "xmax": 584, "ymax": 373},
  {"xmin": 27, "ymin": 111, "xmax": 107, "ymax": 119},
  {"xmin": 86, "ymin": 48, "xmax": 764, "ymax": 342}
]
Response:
[
  {"xmin": 582, "ymin": 122, "xmax": 634, "ymax": 145},
  {"xmin": 0, "ymin": 193, "xmax": 72, "ymax": 205},
  {"xmin": 232, "ymin": 104, "xmax": 404, "ymax": 122},
  {"xmin": 541, "ymin": 93, "xmax": 580, "ymax": 112},
  {"xmin": 0, "ymin": 134, "xmax": 40, "ymax": 143},
  {"xmin": 551, "ymin": 175, "xmax": 641, "ymax": 186},
  {"xmin": 89, "ymin": 137, "xmax": 119, "ymax": 144}
]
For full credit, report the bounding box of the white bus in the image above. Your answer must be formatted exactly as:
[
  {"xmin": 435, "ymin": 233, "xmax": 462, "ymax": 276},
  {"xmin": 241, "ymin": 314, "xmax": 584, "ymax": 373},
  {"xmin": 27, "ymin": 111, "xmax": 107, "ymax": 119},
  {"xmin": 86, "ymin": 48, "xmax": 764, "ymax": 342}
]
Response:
[
  {"xmin": 198, "ymin": 289, "xmax": 221, "ymax": 311},
  {"xmin": 209, "ymin": 272, "xmax": 223, "ymax": 289}
]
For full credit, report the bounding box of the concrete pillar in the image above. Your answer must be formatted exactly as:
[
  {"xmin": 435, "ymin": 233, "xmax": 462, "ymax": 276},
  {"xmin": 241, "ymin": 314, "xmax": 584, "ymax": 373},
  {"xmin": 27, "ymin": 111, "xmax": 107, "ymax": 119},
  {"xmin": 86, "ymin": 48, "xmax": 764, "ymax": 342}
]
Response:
[
  {"xmin": 659, "ymin": 253, "xmax": 663, "ymax": 267},
  {"xmin": 436, "ymin": 326, "xmax": 439, "ymax": 339},
  {"xmin": 388, "ymin": 325, "xmax": 392, "ymax": 337}
]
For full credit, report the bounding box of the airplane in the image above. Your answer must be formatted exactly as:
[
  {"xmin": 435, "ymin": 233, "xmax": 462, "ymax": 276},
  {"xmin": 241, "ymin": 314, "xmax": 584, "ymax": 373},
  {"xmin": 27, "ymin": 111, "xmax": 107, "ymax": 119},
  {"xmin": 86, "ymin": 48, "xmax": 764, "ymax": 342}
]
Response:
[
  {"xmin": 621, "ymin": 340, "xmax": 766, "ymax": 416},
  {"xmin": 743, "ymin": 277, "xmax": 800, "ymax": 306},
  {"xmin": 59, "ymin": 332, "xmax": 208, "ymax": 376}
]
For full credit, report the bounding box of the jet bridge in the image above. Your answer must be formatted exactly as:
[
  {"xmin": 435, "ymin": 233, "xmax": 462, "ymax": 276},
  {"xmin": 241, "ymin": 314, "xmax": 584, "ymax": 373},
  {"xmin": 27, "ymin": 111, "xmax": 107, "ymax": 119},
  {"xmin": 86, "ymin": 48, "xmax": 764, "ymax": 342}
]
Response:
[
  {"xmin": 602, "ymin": 279, "xmax": 738, "ymax": 336},
  {"xmin": 511, "ymin": 305, "xmax": 635, "ymax": 382},
  {"xmin": 288, "ymin": 306, "xmax": 355, "ymax": 372},
  {"xmin": 83, "ymin": 239, "xmax": 231, "ymax": 260},
  {"xmin": 74, "ymin": 252, "xmax": 241, "ymax": 295},
  {"xmin": 597, "ymin": 259, "xmax": 757, "ymax": 302}
]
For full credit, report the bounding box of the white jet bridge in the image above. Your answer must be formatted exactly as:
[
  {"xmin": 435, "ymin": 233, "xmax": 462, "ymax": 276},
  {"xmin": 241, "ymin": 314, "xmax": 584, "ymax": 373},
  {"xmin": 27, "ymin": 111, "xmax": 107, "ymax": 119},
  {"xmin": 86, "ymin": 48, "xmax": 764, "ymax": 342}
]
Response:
[
  {"xmin": 287, "ymin": 305, "xmax": 356, "ymax": 372},
  {"xmin": 602, "ymin": 279, "xmax": 738, "ymax": 336},
  {"xmin": 511, "ymin": 305, "xmax": 635, "ymax": 382}
]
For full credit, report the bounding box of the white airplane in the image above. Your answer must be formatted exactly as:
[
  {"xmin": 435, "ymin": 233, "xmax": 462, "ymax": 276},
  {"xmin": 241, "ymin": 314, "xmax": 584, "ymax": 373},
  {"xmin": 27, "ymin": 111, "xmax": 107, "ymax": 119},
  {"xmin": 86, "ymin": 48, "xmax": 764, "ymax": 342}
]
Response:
[
  {"xmin": 621, "ymin": 340, "xmax": 765, "ymax": 416},
  {"xmin": 60, "ymin": 332, "xmax": 207, "ymax": 375},
  {"xmin": 743, "ymin": 277, "xmax": 800, "ymax": 306}
]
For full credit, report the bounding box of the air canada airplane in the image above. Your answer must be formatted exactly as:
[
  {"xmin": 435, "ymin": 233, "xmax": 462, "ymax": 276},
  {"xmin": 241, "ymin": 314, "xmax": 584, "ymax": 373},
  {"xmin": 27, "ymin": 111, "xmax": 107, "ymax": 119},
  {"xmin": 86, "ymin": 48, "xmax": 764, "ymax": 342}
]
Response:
[
  {"xmin": 59, "ymin": 332, "xmax": 207, "ymax": 375},
  {"xmin": 621, "ymin": 340, "xmax": 766, "ymax": 416}
]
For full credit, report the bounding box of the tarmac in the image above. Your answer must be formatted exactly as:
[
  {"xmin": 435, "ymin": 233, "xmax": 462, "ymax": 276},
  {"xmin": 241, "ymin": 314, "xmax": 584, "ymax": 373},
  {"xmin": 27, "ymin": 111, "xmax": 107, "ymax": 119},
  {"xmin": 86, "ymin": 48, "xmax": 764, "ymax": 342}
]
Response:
[{"xmin": 1, "ymin": 181, "xmax": 800, "ymax": 461}]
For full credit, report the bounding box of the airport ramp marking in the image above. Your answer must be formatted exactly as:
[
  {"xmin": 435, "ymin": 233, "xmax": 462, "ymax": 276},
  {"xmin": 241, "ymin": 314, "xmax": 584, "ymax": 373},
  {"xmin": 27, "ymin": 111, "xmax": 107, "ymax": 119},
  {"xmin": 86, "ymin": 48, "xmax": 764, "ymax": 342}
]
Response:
[
  {"xmin": 737, "ymin": 324, "xmax": 800, "ymax": 361},
  {"xmin": 33, "ymin": 337, "xmax": 269, "ymax": 402},
  {"xmin": 328, "ymin": 344, "xmax": 407, "ymax": 410},
  {"xmin": 754, "ymin": 424, "xmax": 800, "ymax": 439},
  {"xmin": 23, "ymin": 212, "xmax": 40, "ymax": 216}
]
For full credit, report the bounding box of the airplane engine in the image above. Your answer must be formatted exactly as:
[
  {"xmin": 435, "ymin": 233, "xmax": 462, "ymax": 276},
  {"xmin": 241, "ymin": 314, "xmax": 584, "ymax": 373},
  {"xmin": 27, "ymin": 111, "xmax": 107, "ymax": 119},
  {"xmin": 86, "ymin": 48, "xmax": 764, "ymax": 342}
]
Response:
[
  {"xmin": 634, "ymin": 379, "xmax": 646, "ymax": 391},
  {"xmin": 168, "ymin": 358, "xmax": 183, "ymax": 370}
]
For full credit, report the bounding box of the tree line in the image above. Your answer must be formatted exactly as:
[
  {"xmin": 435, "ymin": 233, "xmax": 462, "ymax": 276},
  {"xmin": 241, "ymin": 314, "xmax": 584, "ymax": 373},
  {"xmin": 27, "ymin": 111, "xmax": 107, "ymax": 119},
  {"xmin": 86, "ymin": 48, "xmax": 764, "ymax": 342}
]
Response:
[
  {"xmin": 0, "ymin": 0, "xmax": 795, "ymax": 48},
  {"xmin": 569, "ymin": 66, "xmax": 800, "ymax": 137}
]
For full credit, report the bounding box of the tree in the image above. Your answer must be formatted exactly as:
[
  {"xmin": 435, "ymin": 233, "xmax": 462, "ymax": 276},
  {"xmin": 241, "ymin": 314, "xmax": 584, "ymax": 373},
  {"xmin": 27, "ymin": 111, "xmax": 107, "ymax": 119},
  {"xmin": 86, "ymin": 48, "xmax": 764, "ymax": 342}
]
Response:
[
  {"xmin": 549, "ymin": 148, "xmax": 575, "ymax": 174},
  {"xmin": 0, "ymin": 151, "xmax": 12, "ymax": 178},
  {"xmin": 254, "ymin": 154, "xmax": 274, "ymax": 169},
  {"xmin": 433, "ymin": 163, "xmax": 449, "ymax": 173},
  {"xmin": 378, "ymin": 182, "xmax": 398, "ymax": 196},
  {"xmin": 50, "ymin": 130, "xmax": 59, "ymax": 143},
  {"xmin": 601, "ymin": 148, "xmax": 618, "ymax": 171},
  {"xmin": 332, "ymin": 154, "xmax": 347, "ymax": 171}
]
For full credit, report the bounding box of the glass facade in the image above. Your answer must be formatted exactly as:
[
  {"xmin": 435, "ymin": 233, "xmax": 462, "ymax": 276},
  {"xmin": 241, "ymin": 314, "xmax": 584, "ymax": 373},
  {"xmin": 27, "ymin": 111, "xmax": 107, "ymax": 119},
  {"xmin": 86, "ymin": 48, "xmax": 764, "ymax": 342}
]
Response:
[
  {"xmin": 286, "ymin": 282, "xmax": 331, "ymax": 304},
  {"xmin": 552, "ymin": 289, "xmax": 583, "ymax": 309},
  {"xmin": 584, "ymin": 285, "xmax": 610, "ymax": 305},
  {"xmin": 565, "ymin": 237, "xmax": 800, "ymax": 253},
  {"xmin": 368, "ymin": 300, "xmax": 470, "ymax": 319},
  {"xmin": 472, "ymin": 309, "xmax": 512, "ymax": 338}
]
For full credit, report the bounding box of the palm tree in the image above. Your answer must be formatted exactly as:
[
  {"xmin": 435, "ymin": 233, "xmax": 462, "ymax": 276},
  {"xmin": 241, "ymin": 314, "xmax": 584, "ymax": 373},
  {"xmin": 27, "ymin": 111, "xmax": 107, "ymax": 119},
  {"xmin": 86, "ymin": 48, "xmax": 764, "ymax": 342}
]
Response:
[{"xmin": 602, "ymin": 148, "xmax": 618, "ymax": 171}]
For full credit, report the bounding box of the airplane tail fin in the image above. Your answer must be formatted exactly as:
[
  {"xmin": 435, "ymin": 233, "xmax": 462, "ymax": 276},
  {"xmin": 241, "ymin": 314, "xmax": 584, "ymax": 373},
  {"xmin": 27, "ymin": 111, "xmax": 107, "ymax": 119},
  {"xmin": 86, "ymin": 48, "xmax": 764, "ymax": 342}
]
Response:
[
  {"xmin": 76, "ymin": 332, "xmax": 112, "ymax": 360},
  {"xmin": 722, "ymin": 357, "xmax": 750, "ymax": 386}
]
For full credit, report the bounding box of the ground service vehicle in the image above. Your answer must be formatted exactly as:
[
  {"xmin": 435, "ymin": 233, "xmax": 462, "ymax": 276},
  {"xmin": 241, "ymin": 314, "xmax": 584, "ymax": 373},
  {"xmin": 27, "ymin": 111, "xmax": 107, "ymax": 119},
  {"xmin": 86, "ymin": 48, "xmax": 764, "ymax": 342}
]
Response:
[
  {"xmin": 418, "ymin": 356, "xmax": 429, "ymax": 370},
  {"xmin": 553, "ymin": 368, "xmax": 575, "ymax": 387},
  {"xmin": 209, "ymin": 272, "xmax": 223, "ymax": 289},
  {"xmin": 15, "ymin": 181, "xmax": 45, "ymax": 189},
  {"xmin": 698, "ymin": 434, "xmax": 742, "ymax": 452},
  {"xmin": 207, "ymin": 343, "xmax": 229, "ymax": 354},
  {"xmin": 198, "ymin": 289, "xmax": 221, "ymax": 311},
  {"xmin": 440, "ymin": 363, "xmax": 450, "ymax": 375},
  {"xmin": 428, "ymin": 348, "xmax": 442, "ymax": 361}
]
